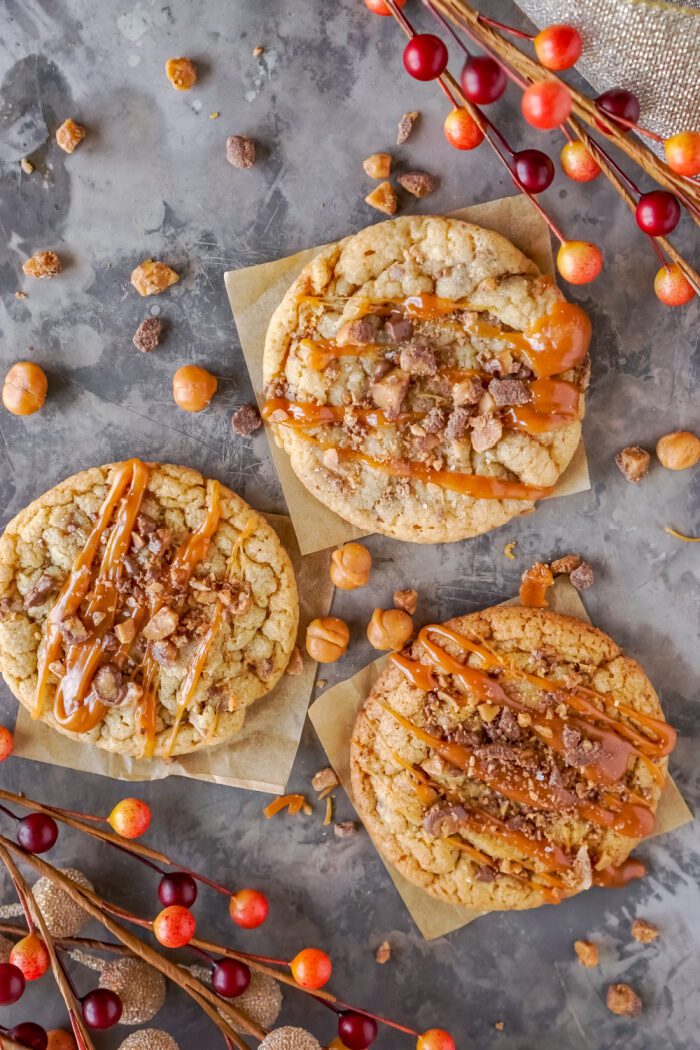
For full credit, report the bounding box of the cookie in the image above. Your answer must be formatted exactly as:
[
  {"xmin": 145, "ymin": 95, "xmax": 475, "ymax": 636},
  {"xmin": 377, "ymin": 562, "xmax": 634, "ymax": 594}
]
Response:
[
  {"xmin": 0, "ymin": 461, "xmax": 298, "ymax": 758},
  {"xmin": 350, "ymin": 606, "xmax": 675, "ymax": 910},
  {"xmin": 263, "ymin": 216, "xmax": 590, "ymax": 543}
]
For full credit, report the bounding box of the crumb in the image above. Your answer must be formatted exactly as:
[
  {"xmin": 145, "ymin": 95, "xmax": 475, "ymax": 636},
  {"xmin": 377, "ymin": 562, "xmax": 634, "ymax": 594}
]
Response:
[
  {"xmin": 570, "ymin": 560, "xmax": 594, "ymax": 591},
  {"xmin": 130, "ymin": 260, "xmax": 179, "ymax": 296},
  {"xmin": 253, "ymin": 45, "xmax": 264, "ymax": 57},
  {"xmin": 285, "ymin": 646, "xmax": 303, "ymax": 676},
  {"xmin": 503, "ymin": 541, "xmax": 517, "ymax": 560},
  {"xmin": 606, "ymin": 983, "xmax": 642, "ymax": 1017},
  {"xmin": 375, "ymin": 941, "xmax": 391, "ymax": 964},
  {"xmin": 631, "ymin": 918, "xmax": 659, "ymax": 944},
  {"xmin": 231, "ymin": 404, "xmax": 262, "ymax": 436},
  {"xmin": 316, "ymin": 679, "xmax": 327, "ymax": 689},
  {"xmin": 23, "ymin": 251, "xmax": 61, "ymax": 279},
  {"xmin": 550, "ymin": 554, "xmax": 582, "ymax": 574},
  {"xmin": 397, "ymin": 172, "xmax": 437, "ymax": 198},
  {"xmin": 20, "ymin": 158, "xmax": 34, "ymax": 174},
  {"xmin": 132, "ymin": 317, "xmax": 165, "ymax": 352},
  {"xmin": 615, "ymin": 446, "xmax": 650, "ymax": 483},
  {"xmin": 494, "ymin": 1022, "xmax": 504, "ymax": 1031},
  {"xmin": 210, "ymin": 111, "xmax": 221, "ymax": 119},
  {"xmin": 365, "ymin": 181, "xmax": 397, "ymax": 216},
  {"xmin": 334, "ymin": 821, "xmax": 357, "ymax": 838},
  {"xmin": 15, "ymin": 291, "xmax": 27, "ymax": 300},
  {"xmin": 56, "ymin": 118, "xmax": 86, "ymax": 153},
  {"xmin": 226, "ymin": 135, "xmax": 256, "ymax": 169},
  {"xmin": 393, "ymin": 588, "xmax": 418, "ymax": 615},
  {"xmin": 312, "ymin": 766, "xmax": 339, "ymax": 793},
  {"xmin": 397, "ymin": 110, "xmax": 420, "ymax": 144},
  {"xmin": 574, "ymin": 939, "xmax": 599, "ymax": 967}
]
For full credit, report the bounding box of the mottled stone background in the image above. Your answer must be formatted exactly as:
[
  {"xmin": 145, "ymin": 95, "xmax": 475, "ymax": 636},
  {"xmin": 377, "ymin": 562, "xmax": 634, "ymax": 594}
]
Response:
[{"xmin": 0, "ymin": 1, "xmax": 698, "ymax": 1047}]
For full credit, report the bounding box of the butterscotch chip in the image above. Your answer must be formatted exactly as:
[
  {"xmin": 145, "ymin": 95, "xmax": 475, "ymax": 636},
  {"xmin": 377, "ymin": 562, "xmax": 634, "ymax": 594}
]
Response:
[
  {"xmin": 226, "ymin": 135, "xmax": 256, "ymax": 169},
  {"xmin": 56, "ymin": 119, "xmax": 86, "ymax": 153},
  {"xmin": 20, "ymin": 158, "xmax": 34, "ymax": 174},
  {"xmin": 131, "ymin": 260, "xmax": 179, "ymax": 297},
  {"xmin": 574, "ymin": 939, "xmax": 599, "ymax": 967},
  {"xmin": 23, "ymin": 251, "xmax": 61, "ymax": 279},
  {"xmin": 363, "ymin": 153, "xmax": 391, "ymax": 180},
  {"xmin": 166, "ymin": 57, "xmax": 197, "ymax": 90},
  {"xmin": 132, "ymin": 318, "xmax": 165, "ymax": 352},
  {"xmin": 375, "ymin": 941, "xmax": 391, "ymax": 964},
  {"xmin": 550, "ymin": 554, "xmax": 582, "ymax": 575},
  {"xmin": 365, "ymin": 181, "xmax": 398, "ymax": 216},
  {"xmin": 397, "ymin": 172, "xmax": 437, "ymax": 198},
  {"xmin": 615, "ymin": 446, "xmax": 650, "ymax": 483},
  {"xmin": 606, "ymin": 983, "xmax": 642, "ymax": 1017},
  {"xmin": 312, "ymin": 766, "xmax": 339, "ymax": 793},
  {"xmin": 393, "ymin": 588, "xmax": 417, "ymax": 615},
  {"xmin": 631, "ymin": 918, "xmax": 659, "ymax": 943},
  {"xmin": 397, "ymin": 110, "xmax": 420, "ymax": 144}
]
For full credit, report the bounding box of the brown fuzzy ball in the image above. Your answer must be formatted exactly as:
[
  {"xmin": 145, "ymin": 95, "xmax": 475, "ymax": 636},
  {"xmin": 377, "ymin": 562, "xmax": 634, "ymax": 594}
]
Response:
[
  {"xmin": 117, "ymin": 1031, "xmax": 179, "ymax": 1050},
  {"xmin": 258, "ymin": 1027, "xmax": 322, "ymax": 1050},
  {"xmin": 99, "ymin": 957, "xmax": 166, "ymax": 1024},
  {"xmin": 32, "ymin": 869, "xmax": 94, "ymax": 937}
]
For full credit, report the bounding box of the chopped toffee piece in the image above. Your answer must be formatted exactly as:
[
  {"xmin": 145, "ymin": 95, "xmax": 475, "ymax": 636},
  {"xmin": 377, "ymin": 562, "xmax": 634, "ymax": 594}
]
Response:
[
  {"xmin": 142, "ymin": 606, "xmax": 179, "ymax": 641},
  {"xmin": 363, "ymin": 153, "xmax": 391, "ymax": 179},
  {"xmin": 56, "ymin": 118, "xmax": 86, "ymax": 153},
  {"xmin": 393, "ymin": 588, "xmax": 418, "ymax": 615},
  {"xmin": 569, "ymin": 561, "xmax": 594, "ymax": 591},
  {"xmin": 384, "ymin": 312, "xmax": 413, "ymax": 342},
  {"xmin": 285, "ymin": 646, "xmax": 304, "ymax": 676},
  {"xmin": 488, "ymin": 377, "xmax": 532, "ymax": 407},
  {"xmin": 470, "ymin": 413, "xmax": 503, "ymax": 451},
  {"xmin": 60, "ymin": 615, "xmax": 90, "ymax": 644},
  {"xmin": 364, "ymin": 181, "xmax": 398, "ymax": 216},
  {"xmin": 399, "ymin": 341, "xmax": 437, "ymax": 376},
  {"xmin": 397, "ymin": 172, "xmax": 437, "ymax": 198},
  {"xmin": 370, "ymin": 369, "xmax": 410, "ymax": 419},
  {"xmin": 23, "ymin": 251, "xmax": 61, "ymax": 279},
  {"xmin": 92, "ymin": 663, "xmax": 126, "ymax": 706},
  {"xmin": 312, "ymin": 766, "xmax": 339, "ymax": 793},
  {"xmin": 615, "ymin": 446, "xmax": 650, "ymax": 483},
  {"xmin": 574, "ymin": 939, "xmax": 599, "ymax": 967},
  {"xmin": 396, "ymin": 110, "xmax": 420, "ymax": 144},
  {"xmin": 334, "ymin": 821, "xmax": 358, "ymax": 838},
  {"xmin": 24, "ymin": 573, "xmax": 57, "ymax": 609},
  {"xmin": 375, "ymin": 941, "xmax": 391, "ymax": 964},
  {"xmin": 550, "ymin": 554, "xmax": 583, "ymax": 575},
  {"xmin": 606, "ymin": 984, "xmax": 642, "ymax": 1018},
  {"xmin": 226, "ymin": 135, "xmax": 256, "ymax": 169},
  {"xmin": 231, "ymin": 404, "xmax": 263, "ymax": 436},
  {"xmin": 631, "ymin": 918, "xmax": 659, "ymax": 943}
]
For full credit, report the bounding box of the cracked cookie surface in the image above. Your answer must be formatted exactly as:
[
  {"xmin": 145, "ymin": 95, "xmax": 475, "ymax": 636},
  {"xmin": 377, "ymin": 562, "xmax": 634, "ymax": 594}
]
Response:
[
  {"xmin": 350, "ymin": 606, "xmax": 671, "ymax": 910},
  {"xmin": 0, "ymin": 462, "xmax": 298, "ymax": 758},
  {"xmin": 263, "ymin": 216, "xmax": 587, "ymax": 543}
]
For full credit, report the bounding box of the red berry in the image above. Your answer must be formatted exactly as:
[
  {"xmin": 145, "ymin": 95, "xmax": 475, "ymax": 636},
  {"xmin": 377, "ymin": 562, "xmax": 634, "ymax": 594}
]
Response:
[
  {"xmin": 0, "ymin": 725, "xmax": 13, "ymax": 762},
  {"xmin": 8, "ymin": 1022, "xmax": 48, "ymax": 1050},
  {"xmin": 153, "ymin": 905, "xmax": 196, "ymax": 948},
  {"xmin": 364, "ymin": 0, "xmax": 405, "ymax": 12},
  {"xmin": 229, "ymin": 888, "xmax": 268, "ymax": 929},
  {"xmin": 664, "ymin": 131, "xmax": 700, "ymax": 177},
  {"xmin": 81, "ymin": 988, "xmax": 123, "ymax": 1030},
  {"xmin": 338, "ymin": 1012, "xmax": 378, "ymax": 1050},
  {"xmin": 557, "ymin": 240, "xmax": 603, "ymax": 285},
  {"xmin": 17, "ymin": 813, "xmax": 58, "ymax": 854},
  {"xmin": 211, "ymin": 958, "xmax": 251, "ymax": 999},
  {"xmin": 108, "ymin": 797, "xmax": 152, "ymax": 839},
  {"xmin": 158, "ymin": 872, "xmax": 198, "ymax": 908},
  {"xmin": 635, "ymin": 190, "xmax": 681, "ymax": 236},
  {"xmin": 534, "ymin": 24, "xmax": 582, "ymax": 71},
  {"xmin": 403, "ymin": 34, "xmax": 449, "ymax": 82},
  {"xmin": 654, "ymin": 264, "xmax": 696, "ymax": 307},
  {"xmin": 443, "ymin": 107, "xmax": 484, "ymax": 150},
  {"xmin": 417, "ymin": 1030, "xmax": 456, "ymax": 1050},
  {"xmin": 512, "ymin": 149, "xmax": 554, "ymax": 193},
  {"xmin": 560, "ymin": 141, "xmax": 601, "ymax": 182},
  {"xmin": 0, "ymin": 961, "xmax": 26, "ymax": 1004},
  {"xmin": 595, "ymin": 88, "xmax": 640, "ymax": 134},
  {"xmin": 289, "ymin": 948, "xmax": 332, "ymax": 989},
  {"xmin": 521, "ymin": 80, "xmax": 571, "ymax": 130},
  {"xmin": 10, "ymin": 933, "xmax": 50, "ymax": 981},
  {"xmin": 460, "ymin": 55, "xmax": 506, "ymax": 104}
]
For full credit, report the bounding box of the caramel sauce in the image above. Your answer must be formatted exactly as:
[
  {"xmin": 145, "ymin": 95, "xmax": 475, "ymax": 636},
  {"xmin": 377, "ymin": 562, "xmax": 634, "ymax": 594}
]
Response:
[
  {"xmin": 294, "ymin": 435, "xmax": 554, "ymax": 502},
  {"xmin": 519, "ymin": 562, "xmax": 555, "ymax": 608},
  {"xmin": 592, "ymin": 857, "xmax": 646, "ymax": 888},
  {"xmin": 391, "ymin": 652, "xmax": 437, "ymax": 691},
  {"xmin": 505, "ymin": 378, "xmax": 580, "ymax": 434},
  {"xmin": 299, "ymin": 337, "xmax": 382, "ymax": 371}
]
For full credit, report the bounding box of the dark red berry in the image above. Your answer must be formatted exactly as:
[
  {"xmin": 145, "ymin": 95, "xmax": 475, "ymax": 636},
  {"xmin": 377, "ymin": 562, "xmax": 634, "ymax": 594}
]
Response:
[
  {"xmin": 0, "ymin": 962, "xmax": 26, "ymax": 1004},
  {"xmin": 460, "ymin": 55, "xmax": 506, "ymax": 104},
  {"xmin": 595, "ymin": 88, "xmax": 640, "ymax": 134},
  {"xmin": 635, "ymin": 190, "xmax": 681, "ymax": 236},
  {"xmin": 7, "ymin": 1022, "xmax": 48, "ymax": 1050},
  {"xmin": 211, "ymin": 958, "xmax": 251, "ymax": 999},
  {"xmin": 17, "ymin": 813, "xmax": 58, "ymax": 854},
  {"xmin": 513, "ymin": 149, "xmax": 555, "ymax": 193},
  {"xmin": 338, "ymin": 1011, "xmax": 379, "ymax": 1050},
  {"xmin": 403, "ymin": 34, "xmax": 449, "ymax": 81},
  {"xmin": 82, "ymin": 988, "xmax": 123, "ymax": 1029},
  {"xmin": 158, "ymin": 872, "xmax": 198, "ymax": 908}
]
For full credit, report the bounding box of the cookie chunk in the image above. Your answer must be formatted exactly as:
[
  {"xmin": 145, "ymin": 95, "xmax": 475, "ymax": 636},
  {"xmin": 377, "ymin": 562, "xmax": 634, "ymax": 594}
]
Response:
[
  {"xmin": 0, "ymin": 462, "xmax": 298, "ymax": 758},
  {"xmin": 262, "ymin": 216, "xmax": 589, "ymax": 543},
  {"xmin": 350, "ymin": 606, "xmax": 674, "ymax": 910}
]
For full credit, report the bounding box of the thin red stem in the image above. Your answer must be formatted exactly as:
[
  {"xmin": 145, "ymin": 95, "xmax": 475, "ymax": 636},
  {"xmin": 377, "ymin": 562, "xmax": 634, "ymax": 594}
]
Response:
[
  {"xmin": 423, "ymin": 0, "xmax": 529, "ymax": 89},
  {"xmin": 435, "ymin": 1, "xmax": 531, "ymax": 88},
  {"xmin": 588, "ymin": 139, "xmax": 640, "ymax": 195},
  {"xmin": 477, "ymin": 12, "xmax": 534, "ymax": 40},
  {"xmin": 332, "ymin": 997, "xmax": 421, "ymax": 1037},
  {"xmin": 0, "ymin": 805, "xmax": 18, "ymax": 823},
  {"xmin": 101, "ymin": 901, "xmax": 152, "ymax": 930},
  {"xmin": 50, "ymin": 805, "xmax": 106, "ymax": 825},
  {"xmin": 647, "ymin": 235, "xmax": 669, "ymax": 267},
  {"xmin": 596, "ymin": 109, "xmax": 664, "ymax": 144}
]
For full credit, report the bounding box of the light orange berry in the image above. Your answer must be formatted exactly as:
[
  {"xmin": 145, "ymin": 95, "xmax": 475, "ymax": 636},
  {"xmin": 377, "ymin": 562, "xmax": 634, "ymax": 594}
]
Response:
[
  {"xmin": 108, "ymin": 798, "xmax": 152, "ymax": 839},
  {"xmin": 556, "ymin": 241, "xmax": 603, "ymax": 285},
  {"xmin": 289, "ymin": 948, "xmax": 332, "ymax": 989},
  {"xmin": 47, "ymin": 1032, "xmax": 78, "ymax": 1050},
  {"xmin": 10, "ymin": 933, "xmax": 50, "ymax": 981},
  {"xmin": 654, "ymin": 264, "xmax": 695, "ymax": 307},
  {"xmin": 560, "ymin": 141, "xmax": 601, "ymax": 182},
  {"xmin": 664, "ymin": 131, "xmax": 700, "ymax": 177},
  {"xmin": 153, "ymin": 905, "xmax": 196, "ymax": 948},
  {"xmin": 443, "ymin": 107, "xmax": 484, "ymax": 151},
  {"xmin": 417, "ymin": 1030, "xmax": 456, "ymax": 1050},
  {"xmin": 0, "ymin": 725, "xmax": 13, "ymax": 762}
]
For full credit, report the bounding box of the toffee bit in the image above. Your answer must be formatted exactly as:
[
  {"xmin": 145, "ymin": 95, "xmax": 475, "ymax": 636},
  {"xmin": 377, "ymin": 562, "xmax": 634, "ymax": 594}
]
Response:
[
  {"xmin": 334, "ymin": 821, "xmax": 357, "ymax": 838},
  {"xmin": 631, "ymin": 918, "xmax": 659, "ymax": 943},
  {"xmin": 323, "ymin": 796, "xmax": 333, "ymax": 826},
  {"xmin": 574, "ymin": 939, "xmax": 599, "ymax": 967},
  {"xmin": 231, "ymin": 403, "xmax": 262, "ymax": 436},
  {"xmin": 393, "ymin": 588, "xmax": 418, "ymax": 615},
  {"xmin": 312, "ymin": 766, "xmax": 339, "ymax": 793},
  {"xmin": 375, "ymin": 941, "xmax": 391, "ymax": 964},
  {"xmin": 494, "ymin": 1022, "xmax": 505, "ymax": 1032},
  {"xmin": 606, "ymin": 983, "xmax": 642, "ymax": 1017},
  {"xmin": 664, "ymin": 526, "xmax": 700, "ymax": 542},
  {"xmin": 615, "ymin": 445, "xmax": 650, "ymax": 483},
  {"xmin": 503, "ymin": 541, "xmax": 517, "ymax": 561},
  {"xmin": 397, "ymin": 110, "xmax": 420, "ymax": 144},
  {"xmin": 570, "ymin": 560, "xmax": 594, "ymax": 591}
]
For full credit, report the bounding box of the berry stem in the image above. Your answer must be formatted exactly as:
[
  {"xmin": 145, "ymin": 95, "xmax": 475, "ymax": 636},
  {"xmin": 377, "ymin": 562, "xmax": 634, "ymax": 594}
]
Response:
[
  {"xmin": 476, "ymin": 12, "xmax": 534, "ymax": 40},
  {"xmin": 594, "ymin": 109, "xmax": 665, "ymax": 144},
  {"xmin": 315, "ymin": 994, "xmax": 421, "ymax": 1037},
  {"xmin": 422, "ymin": 0, "xmax": 529, "ymax": 89},
  {"xmin": 0, "ymin": 804, "xmax": 18, "ymax": 823}
]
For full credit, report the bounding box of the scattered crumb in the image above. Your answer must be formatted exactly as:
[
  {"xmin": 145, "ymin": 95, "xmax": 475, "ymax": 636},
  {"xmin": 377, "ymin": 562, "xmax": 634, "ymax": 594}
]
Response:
[
  {"xmin": 334, "ymin": 821, "xmax": 357, "ymax": 839},
  {"xmin": 210, "ymin": 111, "xmax": 221, "ymax": 119},
  {"xmin": 397, "ymin": 171, "xmax": 437, "ymax": 198},
  {"xmin": 664, "ymin": 526, "xmax": 700, "ymax": 543},
  {"xmin": 365, "ymin": 181, "xmax": 397, "ymax": 216},
  {"xmin": 393, "ymin": 588, "xmax": 417, "ymax": 615},
  {"xmin": 477, "ymin": 703, "xmax": 500, "ymax": 723},
  {"xmin": 312, "ymin": 766, "xmax": 339, "ymax": 793},
  {"xmin": 375, "ymin": 941, "xmax": 391, "ymax": 964},
  {"xmin": 631, "ymin": 918, "xmax": 659, "ymax": 944},
  {"xmin": 15, "ymin": 291, "xmax": 27, "ymax": 300},
  {"xmin": 20, "ymin": 158, "xmax": 34, "ymax": 174},
  {"xmin": 503, "ymin": 541, "xmax": 516, "ymax": 560},
  {"xmin": 606, "ymin": 983, "xmax": 642, "ymax": 1017},
  {"xmin": 253, "ymin": 45, "xmax": 264, "ymax": 57},
  {"xmin": 316, "ymin": 679, "xmax": 327, "ymax": 689},
  {"xmin": 56, "ymin": 118, "xmax": 86, "ymax": 153},
  {"xmin": 494, "ymin": 1021, "xmax": 504, "ymax": 1031},
  {"xmin": 23, "ymin": 250, "xmax": 61, "ymax": 279},
  {"xmin": 574, "ymin": 939, "xmax": 599, "ymax": 967},
  {"xmin": 363, "ymin": 153, "xmax": 392, "ymax": 180},
  {"xmin": 231, "ymin": 403, "xmax": 262, "ymax": 436},
  {"xmin": 226, "ymin": 134, "xmax": 256, "ymax": 169},
  {"xmin": 550, "ymin": 554, "xmax": 582, "ymax": 575},
  {"xmin": 615, "ymin": 445, "xmax": 650, "ymax": 483},
  {"xmin": 285, "ymin": 646, "xmax": 303, "ymax": 676},
  {"xmin": 569, "ymin": 560, "xmax": 594, "ymax": 591},
  {"xmin": 132, "ymin": 317, "xmax": 165, "ymax": 352},
  {"xmin": 397, "ymin": 110, "xmax": 420, "ymax": 144}
]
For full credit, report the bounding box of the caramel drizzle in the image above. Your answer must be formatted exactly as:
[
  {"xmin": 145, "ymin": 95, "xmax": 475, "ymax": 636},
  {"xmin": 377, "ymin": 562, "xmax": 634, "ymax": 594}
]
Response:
[
  {"xmin": 262, "ymin": 399, "xmax": 419, "ymax": 429},
  {"xmin": 292, "ymin": 432, "xmax": 554, "ymax": 502}
]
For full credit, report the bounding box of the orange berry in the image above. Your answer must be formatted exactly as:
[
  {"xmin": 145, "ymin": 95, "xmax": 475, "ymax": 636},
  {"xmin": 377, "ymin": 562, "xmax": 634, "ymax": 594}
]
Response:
[
  {"xmin": 534, "ymin": 24, "xmax": 582, "ymax": 71},
  {"xmin": 417, "ymin": 1030, "xmax": 456, "ymax": 1050},
  {"xmin": 560, "ymin": 141, "xmax": 601, "ymax": 183},
  {"xmin": 153, "ymin": 905, "xmax": 196, "ymax": 948},
  {"xmin": 0, "ymin": 725, "xmax": 13, "ymax": 762},
  {"xmin": 521, "ymin": 80, "xmax": 572, "ymax": 130},
  {"xmin": 10, "ymin": 933, "xmax": 50, "ymax": 981},
  {"xmin": 556, "ymin": 241, "xmax": 603, "ymax": 285},
  {"xmin": 47, "ymin": 1030, "xmax": 77, "ymax": 1050},
  {"xmin": 664, "ymin": 131, "xmax": 700, "ymax": 177},
  {"xmin": 289, "ymin": 947, "xmax": 332, "ymax": 989},
  {"xmin": 108, "ymin": 798, "xmax": 152, "ymax": 839},
  {"xmin": 364, "ymin": 0, "xmax": 405, "ymax": 13},
  {"xmin": 654, "ymin": 264, "xmax": 696, "ymax": 307},
  {"xmin": 229, "ymin": 888, "xmax": 269, "ymax": 929},
  {"xmin": 443, "ymin": 107, "xmax": 484, "ymax": 151}
]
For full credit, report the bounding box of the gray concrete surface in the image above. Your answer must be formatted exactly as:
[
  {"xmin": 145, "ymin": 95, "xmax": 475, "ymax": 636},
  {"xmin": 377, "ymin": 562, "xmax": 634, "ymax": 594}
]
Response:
[{"xmin": 0, "ymin": 1, "xmax": 698, "ymax": 1047}]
